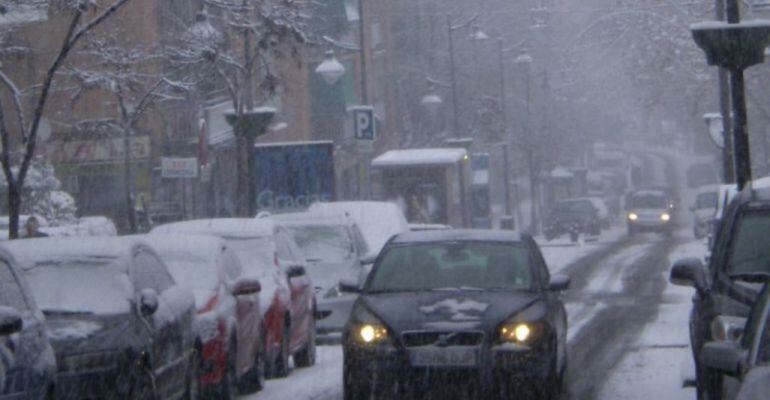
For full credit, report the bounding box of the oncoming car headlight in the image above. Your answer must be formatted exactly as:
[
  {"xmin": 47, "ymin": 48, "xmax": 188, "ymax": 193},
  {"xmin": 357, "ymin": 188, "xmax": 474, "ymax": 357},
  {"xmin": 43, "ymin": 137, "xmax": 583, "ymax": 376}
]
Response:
[
  {"xmin": 347, "ymin": 306, "xmax": 390, "ymax": 345},
  {"xmin": 499, "ymin": 321, "xmax": 543, "ymax": 345},
  {"xmin": 661, "ymin": 213, "xmax": 671, "ymax": 222},
  {"xmin": 628, "ymin": 213, "xmax": 638, "ymax": 221}
]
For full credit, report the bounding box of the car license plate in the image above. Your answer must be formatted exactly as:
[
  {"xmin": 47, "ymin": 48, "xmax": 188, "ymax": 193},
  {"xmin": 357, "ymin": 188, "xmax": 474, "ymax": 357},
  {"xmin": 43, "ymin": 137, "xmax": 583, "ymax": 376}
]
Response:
[{"xmin": 410, "ymin": 347, "xmax": 478, "ymax": 367}]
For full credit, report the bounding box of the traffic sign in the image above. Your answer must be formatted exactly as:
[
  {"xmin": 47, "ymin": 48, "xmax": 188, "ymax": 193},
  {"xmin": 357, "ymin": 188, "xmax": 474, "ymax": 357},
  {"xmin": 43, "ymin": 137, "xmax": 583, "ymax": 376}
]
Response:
[{"xmin": 352, "ymin": 106, "xmax": 375, "ymax": 141}]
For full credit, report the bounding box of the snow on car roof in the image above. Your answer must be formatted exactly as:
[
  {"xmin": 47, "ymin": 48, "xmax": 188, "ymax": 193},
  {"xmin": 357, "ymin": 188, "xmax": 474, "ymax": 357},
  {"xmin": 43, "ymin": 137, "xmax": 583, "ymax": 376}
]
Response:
[
  {"xmin": 272, "ymin": 211, "xmax": 352, "ymax": 227},
  {"xmin": 308, "ymin": 201, "xmax": 409, "ymax": 254},
  {"xmin": 151, "ymin": 218, "xmax": 276, "ymax": 238},
  {"xmin": 391, "ymin": 229, "xmax": 525, "ymax": 244},
  {"xmin": 1, "ymin": 236, "xmax": 137, "ymax": 271},
  {"xmin": 143, "ymin": 234, "xmax": 222, "ymax": 262},
  {"xmin": 371, "ymin": 148, "xmax": 467, "ymax": 167}
]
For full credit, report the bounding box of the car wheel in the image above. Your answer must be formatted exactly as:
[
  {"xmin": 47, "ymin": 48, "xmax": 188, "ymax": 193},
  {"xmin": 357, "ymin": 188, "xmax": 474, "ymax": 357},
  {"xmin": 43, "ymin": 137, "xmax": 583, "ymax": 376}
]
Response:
[
  {"xmin": 238, "ymin": 341, "xmax": 266, "ymax": 393},
  {"xmin": 219, "ymin": 340, "xmax": 238, "ymax": 400},
  {"xmin": 268, "ymin": 323, "xmax": 290, "ymax": 378},
  {"xmin": 129, "ymin": 365, "xmax": 155, "ymax": 400},
  {"xmin": 294, "ymin": 317, "xmax": 316, "ymax": 368},
  {"xmin": 182, "ymin": 349, "xmax": 200, "ymax": 400},
  {"xmin": 343, "ymin": 362, "xmax": 372, "ymax": 400}
]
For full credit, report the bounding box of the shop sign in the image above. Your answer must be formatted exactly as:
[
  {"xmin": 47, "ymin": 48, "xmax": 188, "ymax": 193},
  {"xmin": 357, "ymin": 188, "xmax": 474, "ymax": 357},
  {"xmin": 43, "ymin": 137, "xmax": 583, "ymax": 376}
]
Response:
[
  {"xmin": 161, "ymin": 157, "xmax": 199, "ymax": 179},
  {"xmin": 39, "ymin": 137, "xmax": 151, "ymax": 165}
]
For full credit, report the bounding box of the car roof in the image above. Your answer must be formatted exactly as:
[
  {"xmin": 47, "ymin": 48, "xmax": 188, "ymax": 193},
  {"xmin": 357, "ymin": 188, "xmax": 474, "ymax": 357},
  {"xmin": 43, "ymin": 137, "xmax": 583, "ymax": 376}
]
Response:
[
  {"xmin": 1, "ymin": 236, "xmax": 139, "ymax": 271},
  {"xmin": 271, "ymin": 211, "xmax": 354, "ymax": 227},
  {"xmin": 391, "ymin": 229, "xmax": 526, "ymax": 245},
  {"xmin": 144, "ymin": 234, "xmax": 224, "ymax": 261},
  {"xmin": 630, "ymin": 189, "xmax": 668, "ymax": 197},
  {"xmin": 151, "ymin": 218, "xmax": 277, "ymax": 238}
]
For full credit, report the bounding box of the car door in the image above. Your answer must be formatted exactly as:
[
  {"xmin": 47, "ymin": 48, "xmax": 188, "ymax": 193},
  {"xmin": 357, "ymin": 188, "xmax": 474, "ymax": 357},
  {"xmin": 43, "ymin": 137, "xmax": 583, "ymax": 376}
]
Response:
[
  {"xmin": 131, "ymin": 248, "xmax": 194, "ymax": 399},
  {"xmin": 276, "ymin": 230, "xmax": 312, "ymax": 350},
  {"xmin": 223, "ymin": 247, "xmax": 260, "ymax": 375}
]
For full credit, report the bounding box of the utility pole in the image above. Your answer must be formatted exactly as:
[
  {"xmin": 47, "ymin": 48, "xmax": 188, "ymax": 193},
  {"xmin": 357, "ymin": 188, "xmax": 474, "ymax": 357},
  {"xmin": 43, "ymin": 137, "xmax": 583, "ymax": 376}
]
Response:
[
  {"xmin": 238, "ymin": 0, "xmax": 255, "ymax": 216},
  {"xmin": 498, "ymin": 38, "xmax": 512, "ymax": 219},
  {"xmin": 725, "ymin": 0, "xmax": 753, "ymax": 190},
  {"xmin": 716, "ymin": 0, "xmax": 735, "ymax": 183},
  {"xmin": 448, "ymin": 15, "xmax": 460, "ymax": 138}
]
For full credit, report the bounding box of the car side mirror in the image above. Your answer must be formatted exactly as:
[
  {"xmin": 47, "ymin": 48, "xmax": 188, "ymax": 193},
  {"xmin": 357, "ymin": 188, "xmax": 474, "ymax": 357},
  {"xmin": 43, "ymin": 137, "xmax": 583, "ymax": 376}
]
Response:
[
  {"xmin": 139, "ymin": 289, "xmax": 159, "ymax": 317},
  {"xmin": 549, "ymin": 275, "xmax": 571, "ymax": 291},
  {"xmin": 287, "ymin": 265, "xmax": 306, "ymax": 279},
  {"xmin": 670, "ymin": 258, "xmax": 708, "ymax": 292},
  {"xmin": 0, "ymin": 307, "xmax": 22, "ymax": 335},
  {"xmin": 233, "ymin": 277, "xmax": 261, "ymax": 296},
  {"xmin": 361, "ymin": 254, "xmax": 377, "ymax": 266},
  {"xmin": 701, "ymin": 341, "xmax": 747, "ymax": 377},
  {"xmin": 711, "ymin": 316, "xmax": 747, "ymax": 343},
  {"xmin": 339, "ymin": 278, "xmax": 361, "ymax": 294}
]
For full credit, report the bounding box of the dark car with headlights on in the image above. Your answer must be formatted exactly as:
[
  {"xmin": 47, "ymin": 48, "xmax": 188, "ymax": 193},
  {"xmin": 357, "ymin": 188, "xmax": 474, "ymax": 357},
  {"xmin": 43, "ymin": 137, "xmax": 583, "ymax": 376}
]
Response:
[
  {"xmin": 3, "ymin": 237, "xmax": 198, "ymax": 400},
  {"xmin": 340, "ymin": 230, "xmax": 570, "ymax": 399},
  {"xmin": 0, "ymin": 248, "xmax": 56, "ymax": 400},
  {"xmin": 626, "ymin": 189, "xmax": 675, "ymax": 236}
]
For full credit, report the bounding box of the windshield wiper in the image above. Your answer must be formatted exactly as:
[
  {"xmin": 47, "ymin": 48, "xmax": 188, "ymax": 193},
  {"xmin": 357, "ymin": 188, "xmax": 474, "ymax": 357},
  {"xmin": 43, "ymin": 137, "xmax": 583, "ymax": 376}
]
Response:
[{"xmin": 43, "ymin": 309, "xmax": 94, "ymax": 317}]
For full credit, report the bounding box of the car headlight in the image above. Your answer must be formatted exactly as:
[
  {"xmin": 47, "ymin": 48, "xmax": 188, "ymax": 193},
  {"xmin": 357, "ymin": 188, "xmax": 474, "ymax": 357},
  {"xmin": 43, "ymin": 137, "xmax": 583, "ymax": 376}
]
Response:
[
  {"xmin": 661, "ymin": 213, "xmax": 671, "ymax": 222},
  {"xmin": 347, "ymin": 306, "xmax": 389, "ymax": 345},
  {"xmin": 628, "ymin": 213, "xmax": 638, "ymax": 221},
  {"xmin": 499, "ymin": 321, "xmax": 543, "ymax": 345}
]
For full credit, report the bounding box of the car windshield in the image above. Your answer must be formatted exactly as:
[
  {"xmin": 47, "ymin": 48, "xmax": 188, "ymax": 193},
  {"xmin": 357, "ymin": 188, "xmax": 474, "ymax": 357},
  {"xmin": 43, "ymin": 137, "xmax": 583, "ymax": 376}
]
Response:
[
  {"xmin": 23, "ymin": 260, "xmax": 132, "ymax": 315},
  {"xmin": 367, "ymin": 242, "xmax": 533, "ymax": 292},
  {"xmin": 696, "ymin": 192, "xmax": 718, "ymax": 209},
  {"xmin": 631, "ymin": 194, "xmax": 668, "ymax": 209},
  {"xmin": 161, "ymin": 254, "xmax": 219, "ymax": 292},
  {"xmin": 0, "ymin": 262, "xmax": 29, "ymax": 311},
  {"xmin": 223, "ymin": 237, "xmax": 274, "ymax": 279},
  {"xmin": 286, "ymin": 225, "xmax": 353, "ymax": 263},
  {"xmin": 728, "ymin": 211, "xmax": 770, "ymax": 276}
]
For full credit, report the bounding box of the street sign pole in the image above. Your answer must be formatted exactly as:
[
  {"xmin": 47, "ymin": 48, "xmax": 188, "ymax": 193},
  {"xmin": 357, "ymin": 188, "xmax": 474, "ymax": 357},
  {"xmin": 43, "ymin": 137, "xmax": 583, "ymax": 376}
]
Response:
[{"xmin": 351, "ymin": 106, "xmax": 375, "ymax": 198}]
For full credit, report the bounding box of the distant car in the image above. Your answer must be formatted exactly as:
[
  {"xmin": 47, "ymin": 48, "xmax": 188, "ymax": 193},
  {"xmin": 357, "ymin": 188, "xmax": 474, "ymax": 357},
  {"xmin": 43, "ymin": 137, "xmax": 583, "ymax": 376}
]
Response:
[
  {"xmin": 4, "ymin": 237, "xmax": 198, "ymax": 400},
  {"xmin": 543, "ymin": 198, "xmax": 601, "ymax": 241},
  {"xmin": 273, "ymin": 212, "xmax": 369, "ymax": 339},
  {"xmin": 0, "ymin": 248, "xmax": 56, "ymax": 399},
  {"xmin": 699, "ymin": 282, "xmax": 770, "ymax": 400},
  {"xmin": 148, "ymin": 234, "xmax": 265, "ymax": 398},
  {"xmin": 408, "ymin": 223, "xmax": 452, "ymax": 232},
  {"xmin": 626, "ymin": 190, "xmax": 674, "ymax": 236},
  {"xmin": 309, "ymin": 201, "xmax": 410, "ymax": 257},
  {"xmin": 692, "ymin": 185, "xmax": 719, "ymax": 239},
  {"xmin": 670, "ymin": 185, "xmax": 770, "ymax": 400},
  {"xmin": 151, "ymin": 218, "xmax": 317, "ymax": 378},
  {"xmin": 341, "ymin": 230, "xmax": 570, "ymax": 399}
]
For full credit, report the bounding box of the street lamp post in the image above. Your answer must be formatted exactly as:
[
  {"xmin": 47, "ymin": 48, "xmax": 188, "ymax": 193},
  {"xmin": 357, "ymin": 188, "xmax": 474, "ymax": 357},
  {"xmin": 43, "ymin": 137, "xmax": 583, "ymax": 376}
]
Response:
[
  {"xmin": 447, "ymin": 15, "xmax": 460, "ymax": 139},
  {"xmin": 497, "ymin": 38, "xmax": 512, "ymax": 220},
  {"xmin": 514, "ymin": 51, "xmax": 537, "ymax": 235}
]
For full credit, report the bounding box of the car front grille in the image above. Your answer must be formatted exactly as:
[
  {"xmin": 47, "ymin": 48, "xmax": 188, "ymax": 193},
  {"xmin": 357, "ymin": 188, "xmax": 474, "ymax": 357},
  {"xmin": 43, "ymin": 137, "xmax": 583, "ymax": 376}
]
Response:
[{"xmin": 401, "ymin": 331, "xmax": 485, "ymax": 347}]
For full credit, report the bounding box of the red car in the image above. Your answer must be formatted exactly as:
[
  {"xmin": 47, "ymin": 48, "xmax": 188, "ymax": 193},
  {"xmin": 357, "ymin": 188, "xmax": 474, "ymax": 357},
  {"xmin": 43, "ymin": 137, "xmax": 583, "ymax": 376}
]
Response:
[
  {"xmin": 148, "ymin": 234, "xmax": 264, "ymax": 398},
  {"xmin": 152, "ymin": 218, "xmax": 317, "ymax": 378}
]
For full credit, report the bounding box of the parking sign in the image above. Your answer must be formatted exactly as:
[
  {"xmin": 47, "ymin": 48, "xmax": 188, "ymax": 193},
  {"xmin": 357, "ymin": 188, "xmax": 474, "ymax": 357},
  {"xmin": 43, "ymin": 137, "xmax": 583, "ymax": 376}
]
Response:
[{"xmin": 352, "ymin": 106, "xmax": 375, "ymax": 141}]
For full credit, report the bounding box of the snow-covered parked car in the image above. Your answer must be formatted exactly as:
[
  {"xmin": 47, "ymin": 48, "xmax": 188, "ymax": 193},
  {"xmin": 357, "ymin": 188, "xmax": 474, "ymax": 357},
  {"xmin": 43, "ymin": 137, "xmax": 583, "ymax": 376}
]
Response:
[
  {"xmin": 147, "ymin": 234, "xmax": 265, "ymax": 398},
  {"xmin": 3, "ymin": 237, "xmax": 198, "ymax": 400},
  {"xmin": 151, "ymin": 218, "xmax": 317, "ymax": 377},
  {"xmin": 308, "ymin": 201, "xmax": 409, "ymax": 257},
  {"xmin": 273, "ymin": 212, "xmax": 370, "ymax": 339},
  {"xmin": 41, "ymin": 216, "xmax": 117, "ymax": 238},
  {"xmin": 0, "ymin": 248, "xmax": 56, "ymax": 399}
]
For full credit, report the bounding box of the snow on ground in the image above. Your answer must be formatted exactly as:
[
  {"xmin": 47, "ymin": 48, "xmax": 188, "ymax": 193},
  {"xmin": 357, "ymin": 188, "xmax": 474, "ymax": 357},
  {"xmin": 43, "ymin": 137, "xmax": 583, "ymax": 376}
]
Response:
[
  {"xmin": 242, "ymin": 346, "xmax": 342, "ymax": 400},
  {"xmin": 539, "ymin": 225, "xmax": 627, "ymax": 274},
  {"xmin": 597, "ymin": 238, "xmax": 708, "ymax": 400}
]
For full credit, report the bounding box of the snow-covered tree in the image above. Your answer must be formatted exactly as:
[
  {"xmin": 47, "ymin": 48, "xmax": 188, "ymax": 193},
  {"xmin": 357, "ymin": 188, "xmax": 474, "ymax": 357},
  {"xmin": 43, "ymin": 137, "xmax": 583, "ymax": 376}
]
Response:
[{"xmin": 0, "ymin": 0, "xmax": 134, "ymax": 239}]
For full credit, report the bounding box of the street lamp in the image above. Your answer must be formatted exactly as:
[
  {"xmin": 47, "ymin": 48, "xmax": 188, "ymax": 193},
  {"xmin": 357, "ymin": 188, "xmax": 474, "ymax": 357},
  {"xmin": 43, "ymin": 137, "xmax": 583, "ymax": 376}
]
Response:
[
  {"xmin": 421, "ymin": 84, "xmax": 443, "ymax": 114},
  {"xmin": 315, "ymin": 50, "xmax": 346, "ymax": 85}
]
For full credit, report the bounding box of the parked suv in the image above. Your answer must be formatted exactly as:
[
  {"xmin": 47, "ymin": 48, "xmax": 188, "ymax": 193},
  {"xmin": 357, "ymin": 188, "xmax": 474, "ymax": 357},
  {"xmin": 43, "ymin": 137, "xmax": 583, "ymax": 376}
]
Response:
[{"xmin": 670, "ymin": 186, "xmax": 770, "ymax": 400}]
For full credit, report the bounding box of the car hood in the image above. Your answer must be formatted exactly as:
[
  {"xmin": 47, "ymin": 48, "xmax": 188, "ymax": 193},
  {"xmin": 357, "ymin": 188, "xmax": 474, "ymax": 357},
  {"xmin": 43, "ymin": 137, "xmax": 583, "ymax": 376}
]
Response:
[
  {"xmin": 360, "ymin": 290, "xmax": 541, "ymax": 333},
  {"xmin": 45, "ymin": 312, "xmax": 143, "ymax": 354}
]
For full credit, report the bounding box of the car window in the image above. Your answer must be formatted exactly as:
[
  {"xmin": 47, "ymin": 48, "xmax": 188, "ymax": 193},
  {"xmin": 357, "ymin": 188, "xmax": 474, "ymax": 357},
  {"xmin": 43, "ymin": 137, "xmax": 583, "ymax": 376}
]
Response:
[
  {"xmin": 727, "ymin": 211, "xmax": 770, "ymax": 277},
  {"xmin": 133, "ymin": 251, "xmax": 174, "ymax": 293},
  {"xmin": 351, "ymin": 225, "xmax": 369, "ymax": 256},
  {"xmin": 696, "ymin": 192, "xmax": 718, "ymax": 209},
  {"xmin": 275, "ymin": 232, "xmax": 296, "ymax": 262},
  {"xmin": 286, "ymin": 224, "xmax": 354, "ymax": 263},
  {"xmin": 631, "ymin": 194, "xmax": 667, "ymax": 209},
  {"xmin": 222, "ymin": 248, "xmax": 243, "ymax": 283},
  {"xmin": 367, "ymin": 242, "xmax": 532, "ymax": 292},
  {"xmin": 0, "ymin": 260, "xmax": 29, "ymax": 311}
]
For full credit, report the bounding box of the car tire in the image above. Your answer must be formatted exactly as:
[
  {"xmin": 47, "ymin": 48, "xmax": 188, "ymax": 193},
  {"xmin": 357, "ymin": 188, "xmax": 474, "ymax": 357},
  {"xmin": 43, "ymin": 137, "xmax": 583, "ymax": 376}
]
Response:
[
  {"xmin": 268, "ymin": 323, "xmax": 291, "ymax": 378},
  {"xmin": 219, "ymin": 340, "xmax": 238, "ymax": 400},
  {"xmin": 182, "ymin": 349, "xmax": 200, "ymax": 400},
  {"xmin": 294, "ymin": 317, "xmax": 316, "ymax": 368},
  {"xmin": 238, "ymin": 341, "xmax": 266, "ymax": 393},
  {"xmin": 343, "ymin": 362, "xmax": 372, "ymax": 400}
]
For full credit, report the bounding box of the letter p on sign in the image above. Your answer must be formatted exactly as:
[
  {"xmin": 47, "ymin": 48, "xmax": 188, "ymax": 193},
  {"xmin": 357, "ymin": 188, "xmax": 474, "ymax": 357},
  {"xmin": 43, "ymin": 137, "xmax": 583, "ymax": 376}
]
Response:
[{"xmin": 353, "ymin": 107, "xmax": 375, "ymax": 141}]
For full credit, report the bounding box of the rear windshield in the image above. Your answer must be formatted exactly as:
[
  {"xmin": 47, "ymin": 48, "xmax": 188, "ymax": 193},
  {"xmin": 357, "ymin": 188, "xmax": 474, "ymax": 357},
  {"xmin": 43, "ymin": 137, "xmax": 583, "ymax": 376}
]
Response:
[
  {"xmin": 696, "ymin": 192, "xmax": 718, "ymax": 209},
  {"xmin": 728, "ymin": 211, "xmax": 770, "ymax": 276},
  {"xmin": 631, "ymin": 194, "xmax": 668, "ymax": 209},
  {"xmin": 367, "ymin": 242, "xmax": 532, "ymax": 292}
]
